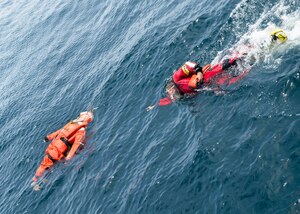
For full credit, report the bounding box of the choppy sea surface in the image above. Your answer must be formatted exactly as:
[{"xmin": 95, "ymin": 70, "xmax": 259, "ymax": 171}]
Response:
[{"xmin": 0, "ymin": 0, "xmax": 300, "ymax": 213}]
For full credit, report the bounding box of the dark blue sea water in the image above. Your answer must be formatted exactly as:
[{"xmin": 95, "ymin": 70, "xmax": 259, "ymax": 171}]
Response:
[{"xmin": 0, "ymin": 0, "xmax": 300, "ymax": 213}]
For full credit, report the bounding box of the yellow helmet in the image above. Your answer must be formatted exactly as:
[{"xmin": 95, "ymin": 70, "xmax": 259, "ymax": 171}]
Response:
[{"xmin": 271, "ymin": 29, "xmax": 288, "ymax": 44}]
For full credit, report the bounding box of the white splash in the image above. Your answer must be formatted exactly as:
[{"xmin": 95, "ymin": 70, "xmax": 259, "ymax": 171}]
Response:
[{"xmin": 212, "ymin": 0, "xmax": 300, "ymax": 68}]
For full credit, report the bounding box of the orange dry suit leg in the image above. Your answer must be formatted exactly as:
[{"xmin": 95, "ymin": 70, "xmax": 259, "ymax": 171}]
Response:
[
  {"xmin": 33, "ymin": 140, "xmax": 67, "ymax": 181},
  {"xmin": 34, "ymin": 155, "xmax": 55, "ymax": 178}
]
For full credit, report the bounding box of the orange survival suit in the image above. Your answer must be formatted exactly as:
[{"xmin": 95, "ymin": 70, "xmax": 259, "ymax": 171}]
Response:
[{"xmin": 32, "ymin": 111, "xmax": 94, "ymax": 182}]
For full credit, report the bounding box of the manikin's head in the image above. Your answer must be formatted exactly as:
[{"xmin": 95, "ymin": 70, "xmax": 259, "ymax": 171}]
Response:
[{"xmin": 76, "ymin": 111, "xmax": 94, "ymax": 123}]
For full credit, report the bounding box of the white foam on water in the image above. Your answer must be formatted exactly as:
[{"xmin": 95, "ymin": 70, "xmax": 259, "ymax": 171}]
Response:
[
  {"xmin": 212, "ymin": 0, "xmax": 300, "ymax": 69},
  {"xmin": 280, "ymin": 10, "xmax": 300, "ymax": 48}
]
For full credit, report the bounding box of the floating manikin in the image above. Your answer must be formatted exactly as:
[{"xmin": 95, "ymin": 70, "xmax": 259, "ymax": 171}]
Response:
[{"xmin": 32, "ymin": 111, "xmax": 94, "ymax": 187}]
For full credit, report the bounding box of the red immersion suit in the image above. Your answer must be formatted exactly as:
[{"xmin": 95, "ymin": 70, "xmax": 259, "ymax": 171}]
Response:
[{"xmin": 158, "ymin": 58, "xmax": 239, "ymax": 106}]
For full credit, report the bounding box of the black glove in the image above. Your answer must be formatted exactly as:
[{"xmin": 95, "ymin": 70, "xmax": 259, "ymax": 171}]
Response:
[
  {"xmin": 222, "ymin": 59, "xmax": 232, "ymax": 70},
  {"xmin": 43, "ymin": 136, "xmax": 49, "ymax": 143},
  {"xmin": 194, "ymin": 65, "xmax": 203, "ymax": 74}
]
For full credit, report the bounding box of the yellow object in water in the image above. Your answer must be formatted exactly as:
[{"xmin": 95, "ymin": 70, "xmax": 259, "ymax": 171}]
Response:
[{"xmin": 271, "ymin": 29, "xmax": 288, "ymax": 44}]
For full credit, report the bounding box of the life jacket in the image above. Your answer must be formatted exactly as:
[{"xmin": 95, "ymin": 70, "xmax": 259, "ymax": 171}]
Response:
[
  {"xmin": 50, "ymin": 122, "xmax": 87, "ymax": 156},
  {"xmin": 171, "ymin": 61, "xmax": 198, "ymax": 94},
  {"xmin": 58, "ymin": 121, "xmax": 87, "ymax": 140}
]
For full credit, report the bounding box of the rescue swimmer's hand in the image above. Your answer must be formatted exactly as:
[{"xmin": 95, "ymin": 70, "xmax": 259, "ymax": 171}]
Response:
[
  {"xmin": 196, "ymin": 72, "xmax": 203, "ymax": 79},
  {"xmin": 202, "ymin": 64, "xmax": 211, "ymax": 74},
  {"xmin": 43, "ymin": 137, "xmax": 49, "ymax": 143},
  {"xmin": 196, "ymin": 72, "xmax": 204, "ymax": 87}
]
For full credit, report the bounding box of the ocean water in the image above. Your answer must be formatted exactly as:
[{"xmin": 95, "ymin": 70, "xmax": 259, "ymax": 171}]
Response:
[{"xmin": 0, "ymin": 0, "xmax": 300, "ymax": 213}]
